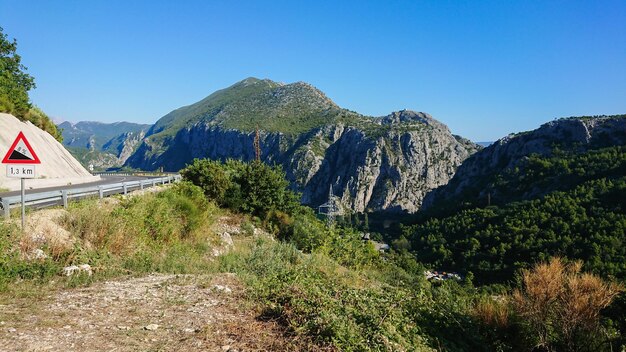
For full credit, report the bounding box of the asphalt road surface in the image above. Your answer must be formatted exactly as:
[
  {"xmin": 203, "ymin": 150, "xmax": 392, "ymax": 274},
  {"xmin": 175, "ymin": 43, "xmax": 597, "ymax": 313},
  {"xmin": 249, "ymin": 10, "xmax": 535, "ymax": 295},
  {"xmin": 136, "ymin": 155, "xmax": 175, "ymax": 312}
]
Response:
[{"xmin": 0, "ymin": 175, "xmax": 156, "ymax": 198}]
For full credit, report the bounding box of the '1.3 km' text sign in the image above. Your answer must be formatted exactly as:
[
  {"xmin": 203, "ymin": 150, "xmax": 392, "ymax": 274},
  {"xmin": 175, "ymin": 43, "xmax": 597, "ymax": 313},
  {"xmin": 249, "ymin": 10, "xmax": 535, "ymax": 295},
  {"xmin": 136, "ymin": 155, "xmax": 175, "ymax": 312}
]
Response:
[{"xmin": 6, "ymin": 165, "xmax": 36, "ymax": 178}]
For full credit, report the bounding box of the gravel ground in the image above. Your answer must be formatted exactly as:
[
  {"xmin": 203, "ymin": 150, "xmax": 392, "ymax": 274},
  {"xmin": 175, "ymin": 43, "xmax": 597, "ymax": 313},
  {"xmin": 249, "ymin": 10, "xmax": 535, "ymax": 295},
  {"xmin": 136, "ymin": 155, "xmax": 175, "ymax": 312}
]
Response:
[{"xmin": 0, "ymin": 273, "xmax": 301, "ymax": 352}]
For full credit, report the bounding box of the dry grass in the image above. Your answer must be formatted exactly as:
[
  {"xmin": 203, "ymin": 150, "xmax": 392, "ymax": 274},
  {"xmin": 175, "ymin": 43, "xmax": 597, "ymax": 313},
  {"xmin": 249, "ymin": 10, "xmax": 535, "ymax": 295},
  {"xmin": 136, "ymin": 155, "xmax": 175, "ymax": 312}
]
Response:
[
  {"xmin": 512, "ymin": 257, "xmax": 624, "ymax": 350},
  {"xmin": 473, "ymin": 296, "xmax": 510, "ymax": 330},
  {"xmin": 18, "ymin": 209, "xmax": 75, "ymax": 259}
]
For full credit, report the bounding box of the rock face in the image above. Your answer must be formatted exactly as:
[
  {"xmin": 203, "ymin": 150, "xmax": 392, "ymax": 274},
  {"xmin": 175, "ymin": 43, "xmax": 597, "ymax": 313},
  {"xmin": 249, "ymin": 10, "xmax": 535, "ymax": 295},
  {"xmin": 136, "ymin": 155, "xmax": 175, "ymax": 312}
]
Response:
[
  {"xmin": 422, "ymin": 115, "xmax": 626, "ymax": 209},
  {"xmin": 126, "ymin": 81, "xmax": 478, "ymax": 213},
  {"xmin": 287, "ymin": 114, "xmax": 477, "ymax": 212}
]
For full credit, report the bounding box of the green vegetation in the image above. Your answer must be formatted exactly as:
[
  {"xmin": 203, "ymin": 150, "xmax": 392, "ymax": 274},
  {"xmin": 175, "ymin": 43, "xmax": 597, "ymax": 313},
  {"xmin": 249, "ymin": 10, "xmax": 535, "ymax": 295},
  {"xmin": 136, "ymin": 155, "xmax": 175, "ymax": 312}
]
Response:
[
  {"xmin": 428, "ymin": 140, "xmax": 626, "ymax": 218},
  {"xmin": 393, "ymin": 141, "xmax": 626, "ymax": 350},
  {"xmin": 0, "ymin": 27, "xmax": 62, "ymax": 141},
  {"xmin": 181, "ymin": 159, "xmax": 301, "ymax": 218},
  {"xmin": 0, "ymin": 182, "xmax": 218, "ymax": 291},
  {"xmin": 403, "ymin": 146, "xmax": 626, "ymax": 284},
  {"xmin": 182, "ymin": 158, "xmax": 625, "ymax": 351},
  {"xmin": 0, "ymin": 27, "xmax": 34, "ymax": 119},
  {"xmin": 1, "ymin": 156, "xmax": 623, "ymax": 351}
]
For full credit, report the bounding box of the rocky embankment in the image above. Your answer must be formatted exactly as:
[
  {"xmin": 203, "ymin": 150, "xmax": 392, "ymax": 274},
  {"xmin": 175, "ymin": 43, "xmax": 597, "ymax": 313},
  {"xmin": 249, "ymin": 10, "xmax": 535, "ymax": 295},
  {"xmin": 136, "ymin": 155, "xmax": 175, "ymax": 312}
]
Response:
[{"xmin": 0, "ymin": 113, "xmax": 99, "ymax": 191}]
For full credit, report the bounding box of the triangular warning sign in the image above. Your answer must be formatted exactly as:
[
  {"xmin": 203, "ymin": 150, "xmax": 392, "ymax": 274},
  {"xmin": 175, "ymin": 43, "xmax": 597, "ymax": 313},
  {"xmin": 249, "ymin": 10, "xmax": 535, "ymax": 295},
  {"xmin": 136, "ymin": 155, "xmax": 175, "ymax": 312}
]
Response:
[{"xmin": 2, "ymin": 131, "xmax": 41, "ymax": 164}]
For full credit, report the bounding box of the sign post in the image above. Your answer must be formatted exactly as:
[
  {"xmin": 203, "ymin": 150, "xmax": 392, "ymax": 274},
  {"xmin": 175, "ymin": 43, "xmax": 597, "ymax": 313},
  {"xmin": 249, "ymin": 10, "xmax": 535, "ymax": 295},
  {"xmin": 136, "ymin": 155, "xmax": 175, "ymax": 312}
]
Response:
[{"xmin": 2, "ymin": 131, "xmax": 41, "ymax": 230}]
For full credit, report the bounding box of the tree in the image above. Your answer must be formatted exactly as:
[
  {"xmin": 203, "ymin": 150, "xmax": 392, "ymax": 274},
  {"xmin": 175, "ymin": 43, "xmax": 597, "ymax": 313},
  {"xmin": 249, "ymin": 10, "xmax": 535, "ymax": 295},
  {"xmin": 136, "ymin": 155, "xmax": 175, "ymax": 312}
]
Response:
[
  {"xmin": 0, "ymin": 27, "xmax": 62, "ymax": 142},
  {"xmin": 0, "ymin": 27, "xmax": 35, "ymax": 118},
  {"xmin": 180, "ymin": 159, "xmax": 232, "ymax": 203}
]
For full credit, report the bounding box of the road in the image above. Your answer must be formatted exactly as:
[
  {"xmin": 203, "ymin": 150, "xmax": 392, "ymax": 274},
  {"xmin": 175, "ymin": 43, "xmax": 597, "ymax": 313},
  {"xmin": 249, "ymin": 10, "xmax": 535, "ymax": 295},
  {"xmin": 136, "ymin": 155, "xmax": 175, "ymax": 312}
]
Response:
[{"xmin": 0, "ymin": 175, "xmax": 155, "ymax": 198}]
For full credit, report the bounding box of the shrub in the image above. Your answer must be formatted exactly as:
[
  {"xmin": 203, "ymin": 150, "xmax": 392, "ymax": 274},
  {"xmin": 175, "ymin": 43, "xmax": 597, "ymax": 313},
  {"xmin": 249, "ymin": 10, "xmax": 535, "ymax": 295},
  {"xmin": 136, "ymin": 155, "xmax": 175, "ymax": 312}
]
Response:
[
  {"xmin": 512, "ymin": 257, "xmax": 624, "ymax": 351},
  {"xmin": 288, "ymin": 211, "xmax": 330, "ymax": 252}
]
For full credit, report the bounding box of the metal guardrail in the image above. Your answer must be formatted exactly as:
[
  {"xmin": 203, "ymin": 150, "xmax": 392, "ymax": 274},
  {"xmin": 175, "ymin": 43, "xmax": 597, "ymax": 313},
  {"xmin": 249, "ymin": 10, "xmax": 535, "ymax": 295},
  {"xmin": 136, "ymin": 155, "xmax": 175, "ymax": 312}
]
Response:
[
  {"xmin": 94, "ymin": 172, "xmax": 179, "ymax": 177},
  {"xmin": 1, "ymin": 175, "xmax": 181, "ymax": 219}
]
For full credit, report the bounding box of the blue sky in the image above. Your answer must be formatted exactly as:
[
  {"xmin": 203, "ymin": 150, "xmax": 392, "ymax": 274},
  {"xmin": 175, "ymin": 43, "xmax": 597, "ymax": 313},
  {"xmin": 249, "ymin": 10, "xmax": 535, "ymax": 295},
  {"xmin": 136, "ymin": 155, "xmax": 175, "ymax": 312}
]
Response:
[{"xmin": 1, "ymin": 0, "xmax": 625, "ymax": 141}]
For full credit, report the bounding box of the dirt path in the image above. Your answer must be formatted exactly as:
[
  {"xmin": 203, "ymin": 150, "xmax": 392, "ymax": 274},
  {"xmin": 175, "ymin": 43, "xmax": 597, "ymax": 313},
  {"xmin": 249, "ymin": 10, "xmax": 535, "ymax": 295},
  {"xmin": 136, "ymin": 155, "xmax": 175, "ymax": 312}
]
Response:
[{"xmin": 0, "ymin": 274, "xmax": 297, "ymax": 352}]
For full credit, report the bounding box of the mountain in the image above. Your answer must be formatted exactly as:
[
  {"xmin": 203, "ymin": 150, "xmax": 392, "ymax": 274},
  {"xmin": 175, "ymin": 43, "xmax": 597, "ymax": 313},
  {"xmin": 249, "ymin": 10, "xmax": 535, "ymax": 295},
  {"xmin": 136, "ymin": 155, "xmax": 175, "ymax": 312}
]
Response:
[
  {"xmin": 402, "ymin": 115, "xmax": 626, "ymax": 284},
  {"xmin": 58, "ymin": 121, "xmax": 150, "ymax": 170},
  {"xmin": 125, "ymin": 78, "xmax": 479, "ymax": 213},
  {"xmin": 422, "ymin": 115, "xmax": 626, "ymax": 213}
]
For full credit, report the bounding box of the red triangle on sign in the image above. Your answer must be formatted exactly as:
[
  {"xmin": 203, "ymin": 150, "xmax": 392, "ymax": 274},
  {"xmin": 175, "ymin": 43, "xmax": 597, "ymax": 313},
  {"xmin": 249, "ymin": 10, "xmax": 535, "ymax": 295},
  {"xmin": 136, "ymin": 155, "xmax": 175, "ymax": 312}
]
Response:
[{"xmin": 2, "ymin": 131, "xmax": 41, "ymax": 164}]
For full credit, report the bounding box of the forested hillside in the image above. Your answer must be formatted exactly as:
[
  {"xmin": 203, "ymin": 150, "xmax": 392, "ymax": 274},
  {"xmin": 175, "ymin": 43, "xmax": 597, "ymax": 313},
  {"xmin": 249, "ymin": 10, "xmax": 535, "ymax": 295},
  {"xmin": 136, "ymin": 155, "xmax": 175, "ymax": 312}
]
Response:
[{"xmin": 403, "ymin": 123, "xmax": 626, "ymax": 284}]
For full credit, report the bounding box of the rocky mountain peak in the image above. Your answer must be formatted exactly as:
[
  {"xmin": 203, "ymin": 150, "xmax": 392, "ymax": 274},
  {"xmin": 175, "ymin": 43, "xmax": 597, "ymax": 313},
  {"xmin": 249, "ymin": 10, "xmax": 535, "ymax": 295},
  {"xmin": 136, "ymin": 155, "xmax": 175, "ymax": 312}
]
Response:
[
  {"xmin": 262, "ymin": 81, "xmax": 339, "ymax": 111},
  {"xmin": 381, "ymin": 110, "xmax": 448, "ymax": 130}
]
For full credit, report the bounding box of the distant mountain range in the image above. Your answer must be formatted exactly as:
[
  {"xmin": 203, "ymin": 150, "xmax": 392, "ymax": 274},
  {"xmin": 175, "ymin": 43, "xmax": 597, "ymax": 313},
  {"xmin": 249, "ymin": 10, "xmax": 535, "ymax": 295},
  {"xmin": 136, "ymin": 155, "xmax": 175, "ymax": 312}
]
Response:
[{"xmin": 58, "ymin": 121, "xmax": 150, "ymax": 170}]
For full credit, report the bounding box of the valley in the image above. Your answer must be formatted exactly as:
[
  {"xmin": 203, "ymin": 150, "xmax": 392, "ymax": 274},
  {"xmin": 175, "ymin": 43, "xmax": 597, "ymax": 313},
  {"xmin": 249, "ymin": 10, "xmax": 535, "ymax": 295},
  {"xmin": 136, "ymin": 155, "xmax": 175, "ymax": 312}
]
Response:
[{"xmin": 1, "ymin": 10, "xmax": 625, "ymax": 350}]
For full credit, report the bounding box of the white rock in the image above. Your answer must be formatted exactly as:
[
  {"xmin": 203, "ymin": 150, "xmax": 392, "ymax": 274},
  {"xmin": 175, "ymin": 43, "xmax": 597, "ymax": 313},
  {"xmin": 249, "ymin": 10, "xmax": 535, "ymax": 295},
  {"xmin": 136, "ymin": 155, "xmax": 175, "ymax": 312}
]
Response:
[
  {"xmin": 78, "ymin": 264, "xmax": 93, "ymax": 276},
  {"xmin": 63, "ymin": 265, "xmax": 79, "ymax": 276},
  {"xmin": 220, "ymin": 232, "xmax": 234, "ymax": 247},
  {"xmin": 213, "ymin": 285, "xmax": 232, "ymax": 294},
  {"xmin": 26, "ymin": 248, "xmax": 48, "ymax": 260},
  {"xmin": 144, "ymin": 324, "xmax": 159, "ymax": 331},
  {"xmin": 62, "ymin": 264, "xmax": 92, "ymax": 276}
]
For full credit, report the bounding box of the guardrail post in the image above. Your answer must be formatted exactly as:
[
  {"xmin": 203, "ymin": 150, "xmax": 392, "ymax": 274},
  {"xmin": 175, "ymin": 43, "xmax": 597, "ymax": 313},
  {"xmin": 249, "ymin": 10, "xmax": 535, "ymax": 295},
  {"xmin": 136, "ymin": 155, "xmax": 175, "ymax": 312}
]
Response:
[
  {"xmin": 2, "ymin": 199, "xmax": 9, "ymax": 219},
  {"xmin": 98, "ymin": 186, "xmax": 104, "ymax": 199},
  {"xmin": 62, "ymin": 190, "xmax": 68, "ymax": 208},
  {"xmin": 123, "ymin": 183, "xmax": 128, "ymax": 195},
  {"xmin": 152, "ymin": 180, "xmax": 156, "ymax": 188},
  {"xmin": 140, "ymin": 181, "xmax": 144, "ymax": 190}
]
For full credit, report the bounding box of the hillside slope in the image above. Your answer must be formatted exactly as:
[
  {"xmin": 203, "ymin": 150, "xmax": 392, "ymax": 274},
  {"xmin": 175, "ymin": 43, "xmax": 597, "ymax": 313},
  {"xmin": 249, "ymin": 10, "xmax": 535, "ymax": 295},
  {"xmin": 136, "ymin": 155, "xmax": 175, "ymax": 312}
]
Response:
[
  {"xmin": 423, "ymin": 115, "xmax": 626, "ymax": 212},
  {"xmin": 125, "ymin": 78, "xmax": 478, "ymax": 212}
]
